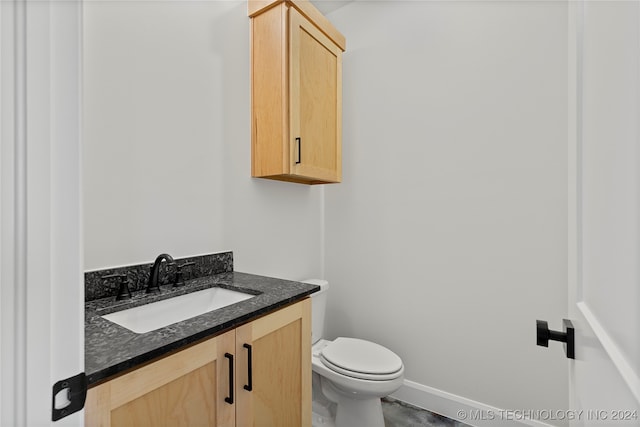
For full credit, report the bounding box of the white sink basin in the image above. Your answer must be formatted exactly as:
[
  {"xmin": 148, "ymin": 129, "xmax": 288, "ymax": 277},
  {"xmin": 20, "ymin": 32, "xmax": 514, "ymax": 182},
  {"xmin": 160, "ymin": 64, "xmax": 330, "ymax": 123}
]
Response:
[{"xmin": 102, "ymin": 287, "xmax": 255, "ymax": 334}]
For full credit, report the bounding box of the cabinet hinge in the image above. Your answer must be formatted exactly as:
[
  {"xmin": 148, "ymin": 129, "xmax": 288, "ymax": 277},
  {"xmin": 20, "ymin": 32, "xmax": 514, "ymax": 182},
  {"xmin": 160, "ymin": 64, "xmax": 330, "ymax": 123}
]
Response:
[{"xmin": 52, "ymin": 372, "xmax": 87, "ymax": 421}]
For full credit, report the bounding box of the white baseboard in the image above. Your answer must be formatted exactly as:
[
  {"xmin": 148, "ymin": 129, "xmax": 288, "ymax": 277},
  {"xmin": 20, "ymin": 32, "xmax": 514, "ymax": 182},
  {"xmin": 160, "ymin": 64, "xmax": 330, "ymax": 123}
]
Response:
[{"xmin": 389, "ymin": 380, "xmax": 558, "ymax": 427}]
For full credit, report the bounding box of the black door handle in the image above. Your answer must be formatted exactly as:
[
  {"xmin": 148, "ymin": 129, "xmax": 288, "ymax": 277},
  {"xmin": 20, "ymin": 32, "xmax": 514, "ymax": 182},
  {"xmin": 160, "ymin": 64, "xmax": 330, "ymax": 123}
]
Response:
[
  {"xmin": 224, "ymin": 353, "xmax": 234, "ymax": 404},
  {"xmin": 295, "ymin": 137, "xmax": 301, "ymax": 164},
  {"xmin": 243, "ymin": 344, "xmax": 253, "ymax": 391},
  {"xmin": 536, "ymin": 319, "xmax": 575, "ymax": 359}
]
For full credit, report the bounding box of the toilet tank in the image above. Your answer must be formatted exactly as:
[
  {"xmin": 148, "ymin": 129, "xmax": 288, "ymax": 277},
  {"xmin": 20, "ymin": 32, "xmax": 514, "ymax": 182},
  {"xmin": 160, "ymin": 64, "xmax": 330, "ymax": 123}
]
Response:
[{"xmin": 302, "ymin": 279, "xmax": 329, "ymax": 344}]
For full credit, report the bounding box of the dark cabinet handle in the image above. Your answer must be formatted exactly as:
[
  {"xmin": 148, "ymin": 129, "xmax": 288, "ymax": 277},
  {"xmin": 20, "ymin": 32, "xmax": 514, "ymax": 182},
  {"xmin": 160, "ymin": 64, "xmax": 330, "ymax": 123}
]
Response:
[
  {"xmin": 536, "ymin": 319, "xmax": 575, "ymax": 359},
  {"xmin": 243, "ymin": 344, "xmax": 253, "ymax": 391},
  {"xmin": 224, "ymin": 353, "xmax": 234, "ymax": 404},
  {"xmin": 295, "ymin": 137, "xmax": 301, "ymax": 164}
]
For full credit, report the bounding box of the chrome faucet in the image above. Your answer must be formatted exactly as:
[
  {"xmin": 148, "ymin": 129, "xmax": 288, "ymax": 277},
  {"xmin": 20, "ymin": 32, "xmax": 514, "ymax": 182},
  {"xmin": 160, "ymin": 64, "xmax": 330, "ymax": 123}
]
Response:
[{"xmin": 146, "ymin": 253, "xmax": 175, "ymax": 293}]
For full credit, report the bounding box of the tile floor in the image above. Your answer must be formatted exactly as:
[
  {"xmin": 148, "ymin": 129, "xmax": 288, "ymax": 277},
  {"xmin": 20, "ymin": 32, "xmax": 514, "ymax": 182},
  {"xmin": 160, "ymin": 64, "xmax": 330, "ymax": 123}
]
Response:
[
  {"xmin": 312, "ymin": 382, "xmax": 471, "ymax": 427},
  {"xmin": 382, "ymin": 398, "xmax": 472, "ymax": 427}
]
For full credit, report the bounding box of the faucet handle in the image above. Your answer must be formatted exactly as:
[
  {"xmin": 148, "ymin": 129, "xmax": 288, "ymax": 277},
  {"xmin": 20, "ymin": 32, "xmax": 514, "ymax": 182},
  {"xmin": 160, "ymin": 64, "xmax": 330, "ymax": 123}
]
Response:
[
  {"xmin": 173, "ymin": 262, "xmax": 195, "ymax": 287},
  {"xmin": 101, "ymin": 274, "xmax": 132, "ymax": 301}
]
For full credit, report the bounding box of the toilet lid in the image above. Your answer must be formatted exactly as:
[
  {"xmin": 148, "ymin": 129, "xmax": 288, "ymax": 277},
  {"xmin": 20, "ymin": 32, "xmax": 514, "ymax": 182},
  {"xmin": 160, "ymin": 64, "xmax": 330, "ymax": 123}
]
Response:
[{"xmin": 320, "ymin": 337, "xmax": 403, "ymax": 380}]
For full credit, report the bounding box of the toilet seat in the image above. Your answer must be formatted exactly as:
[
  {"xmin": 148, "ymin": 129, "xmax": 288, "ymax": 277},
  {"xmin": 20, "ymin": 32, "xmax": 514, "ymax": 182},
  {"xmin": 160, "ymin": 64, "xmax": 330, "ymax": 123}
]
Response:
[{"xmin": 320, "ymin": 337, "xmax": 403, "ymax": 381}]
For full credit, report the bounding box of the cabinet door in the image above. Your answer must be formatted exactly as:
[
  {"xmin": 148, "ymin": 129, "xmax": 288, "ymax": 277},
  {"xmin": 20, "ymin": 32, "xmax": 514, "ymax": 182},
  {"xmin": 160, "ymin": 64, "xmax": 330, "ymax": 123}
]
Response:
[
  {"xmin": 289, "ymin": 8, "xmax": 342, "ymax": 183},
  {"xmin": 85, "ymin": 330, "xmax": 235, "ymax": 427},
  {"xmin": 235, "ymin": 299, "xmax": 312, "ymax": 427}
]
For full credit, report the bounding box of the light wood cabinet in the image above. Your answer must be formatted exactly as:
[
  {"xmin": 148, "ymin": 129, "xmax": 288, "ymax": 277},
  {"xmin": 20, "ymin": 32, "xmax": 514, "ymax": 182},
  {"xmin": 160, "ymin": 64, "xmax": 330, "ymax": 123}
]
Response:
[
  {"xmin": 235, "ymin": 299, "xmax": 311, "ymax": 426},
  {"xmin": 249, "ymin": 0, "xmax": 346, "ymax": 184},
  {"xmin": 85, "ymin": 330, "xmax": 235, "ymax": 427},
  {"xmin": 85, "ymin": 299, "xmax": 311, "ymax": 427}
]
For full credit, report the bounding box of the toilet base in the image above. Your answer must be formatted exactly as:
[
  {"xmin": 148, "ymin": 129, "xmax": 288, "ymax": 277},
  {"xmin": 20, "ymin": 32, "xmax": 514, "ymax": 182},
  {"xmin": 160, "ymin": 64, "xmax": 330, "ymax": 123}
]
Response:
[
  {"xmin": 312, "ymin": 410, "xmax": 336, "ymax": 427},
  {"xmin": 320, "ymin": 374, "xmax": 386, "ymax": 427},
  {"xmin": 335, "ymin": 397, "xmax": 385, "ymax": 427}
]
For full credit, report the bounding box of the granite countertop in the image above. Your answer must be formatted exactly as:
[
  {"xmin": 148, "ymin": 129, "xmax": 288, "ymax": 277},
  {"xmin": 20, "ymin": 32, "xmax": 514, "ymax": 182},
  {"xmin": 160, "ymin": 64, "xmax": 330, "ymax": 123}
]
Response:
[{"xmin": 85, "ymin": 271, "xmax": 319, "ymax": 386}]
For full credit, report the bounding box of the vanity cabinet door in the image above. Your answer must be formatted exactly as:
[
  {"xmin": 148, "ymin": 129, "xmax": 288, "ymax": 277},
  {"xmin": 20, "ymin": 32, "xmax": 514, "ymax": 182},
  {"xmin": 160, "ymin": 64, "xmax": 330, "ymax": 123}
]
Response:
[
  {"xmin": 85, "ymin": 330, "xmax": 235, "ymax": 427},
  {"xmin": 235, "ymin": 299, "xmax": 312, "ymax": 427}
]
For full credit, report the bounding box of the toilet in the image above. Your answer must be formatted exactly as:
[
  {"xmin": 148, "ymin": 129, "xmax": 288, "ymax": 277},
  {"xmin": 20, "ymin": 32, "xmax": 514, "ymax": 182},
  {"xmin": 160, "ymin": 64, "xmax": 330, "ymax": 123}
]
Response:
[{"xmin": 305, "ymin": 279, "xmax": 405, "ymax": 427}]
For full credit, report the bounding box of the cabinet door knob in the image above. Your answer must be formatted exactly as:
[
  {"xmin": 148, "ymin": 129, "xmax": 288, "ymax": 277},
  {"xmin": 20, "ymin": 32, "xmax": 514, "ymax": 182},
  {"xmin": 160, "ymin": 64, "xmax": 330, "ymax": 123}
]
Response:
[
  {"xmin": 224, "ymin": 353, "xmax": 234, "ymax": 404},
  {"xmin": 295, "ymin": 137, "xmax": 301, "ymax": 164},
  {"xmin": 243, "ymin": 344, "xmax": 253, "ymax": 391}
]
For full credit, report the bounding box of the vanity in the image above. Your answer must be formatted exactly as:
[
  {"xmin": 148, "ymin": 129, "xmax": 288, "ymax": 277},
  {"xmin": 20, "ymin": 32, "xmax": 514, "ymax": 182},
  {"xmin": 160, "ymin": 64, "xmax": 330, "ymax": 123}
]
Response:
[{"xmin": 84, "ymin": 252, "xmax": 319, "ymax": 427}]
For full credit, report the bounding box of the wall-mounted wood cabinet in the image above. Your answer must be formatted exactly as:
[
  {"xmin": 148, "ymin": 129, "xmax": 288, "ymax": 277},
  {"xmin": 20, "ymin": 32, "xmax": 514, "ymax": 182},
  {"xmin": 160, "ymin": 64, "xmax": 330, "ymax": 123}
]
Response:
[
  {"xmin": 85, "ymin": 299, "xmax": 311, "ymax": 427},
  {"xmin": 249, "ymin": 0, "xmax": 346, "ymax": 184}
]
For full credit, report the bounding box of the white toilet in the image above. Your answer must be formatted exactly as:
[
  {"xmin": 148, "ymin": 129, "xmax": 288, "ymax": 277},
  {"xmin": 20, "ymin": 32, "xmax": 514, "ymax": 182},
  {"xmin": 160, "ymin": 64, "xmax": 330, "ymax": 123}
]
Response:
[{"xmin": 305, "ymin": 279, "xmax": 405, "ymax": 427}]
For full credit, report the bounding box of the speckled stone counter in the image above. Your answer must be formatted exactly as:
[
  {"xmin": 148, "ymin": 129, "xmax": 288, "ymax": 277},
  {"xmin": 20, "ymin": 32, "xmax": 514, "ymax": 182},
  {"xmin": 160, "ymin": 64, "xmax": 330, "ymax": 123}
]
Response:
[{"xmin": 85, "ymin": 271, "xmax": 319, "ymax": 386}]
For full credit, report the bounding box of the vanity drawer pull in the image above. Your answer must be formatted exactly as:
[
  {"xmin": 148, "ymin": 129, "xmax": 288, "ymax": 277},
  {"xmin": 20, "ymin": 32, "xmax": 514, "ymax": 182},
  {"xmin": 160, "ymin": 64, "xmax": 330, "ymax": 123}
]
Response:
[
  {"xmin": 224, "ymin": 353, "xmax": 234, "ymax": 404},
  {"xmin": 243, "ymin": 344, "xmax": 253, "ymax": 391}
]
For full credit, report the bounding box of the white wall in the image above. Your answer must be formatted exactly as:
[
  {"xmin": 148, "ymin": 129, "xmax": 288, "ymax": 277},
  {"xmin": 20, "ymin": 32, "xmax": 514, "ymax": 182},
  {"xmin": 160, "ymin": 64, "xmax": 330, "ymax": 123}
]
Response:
[
  {"xmin": 325, "ymin": 0, "xmax": 569, "ymax": 417},
  {"xmin": 83, "ymin": 1, "xmax": 322, "ymax": 280}
]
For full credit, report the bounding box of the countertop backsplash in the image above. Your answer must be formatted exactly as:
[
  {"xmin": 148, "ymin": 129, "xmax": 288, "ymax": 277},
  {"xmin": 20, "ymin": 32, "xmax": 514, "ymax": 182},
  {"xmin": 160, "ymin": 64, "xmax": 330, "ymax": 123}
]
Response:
[{"xmin": 84, "ymin": 251, "xmax": 234, "ymax": 301}]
